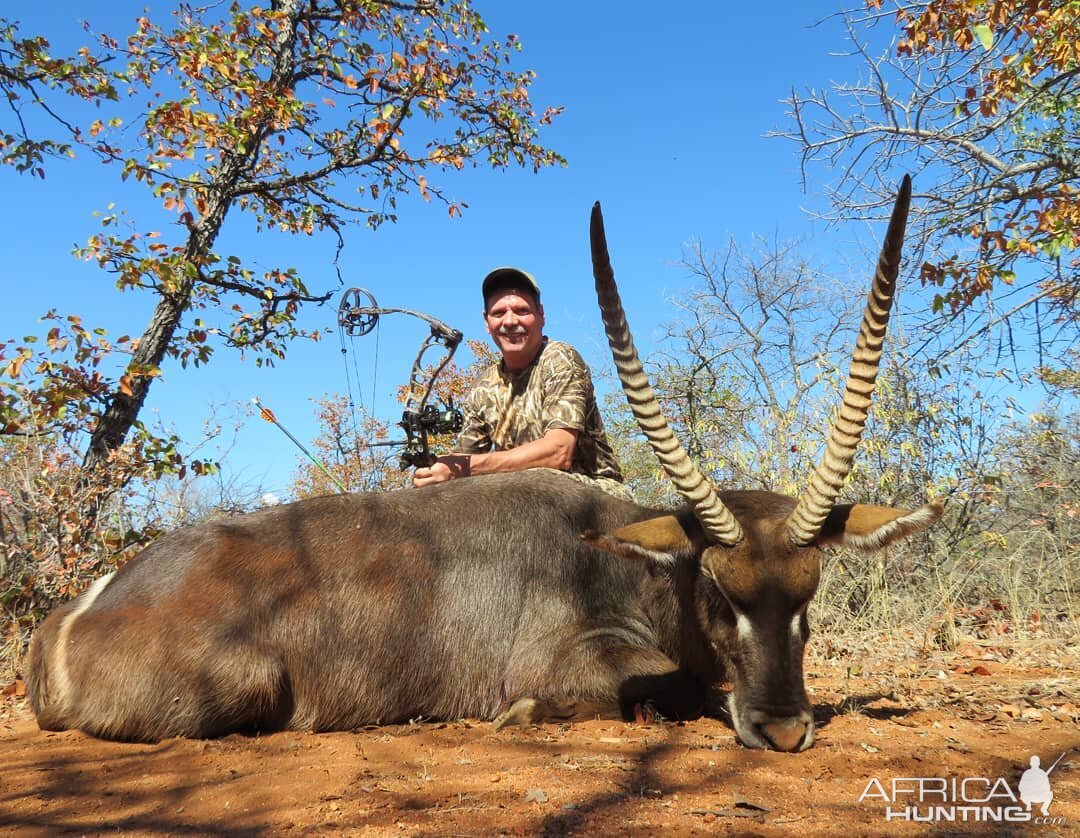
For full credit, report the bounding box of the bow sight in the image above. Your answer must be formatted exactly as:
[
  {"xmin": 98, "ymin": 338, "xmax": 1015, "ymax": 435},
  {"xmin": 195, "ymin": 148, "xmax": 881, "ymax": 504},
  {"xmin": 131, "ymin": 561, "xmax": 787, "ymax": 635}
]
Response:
[
  {"xmin": 397, "ymin": 404, "xmax": 464, "ymax": 467},
  {"xmin": 338, "ymin": 288, "xmax": 464, "ymax": 470}
]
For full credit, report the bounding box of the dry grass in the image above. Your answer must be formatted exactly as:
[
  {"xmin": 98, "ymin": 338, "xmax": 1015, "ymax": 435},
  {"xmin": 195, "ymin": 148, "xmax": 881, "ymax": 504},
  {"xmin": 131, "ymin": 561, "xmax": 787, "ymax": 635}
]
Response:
[{"xmin": 809, "ymin": 526, "xmax": 1079, "ymax": 731}]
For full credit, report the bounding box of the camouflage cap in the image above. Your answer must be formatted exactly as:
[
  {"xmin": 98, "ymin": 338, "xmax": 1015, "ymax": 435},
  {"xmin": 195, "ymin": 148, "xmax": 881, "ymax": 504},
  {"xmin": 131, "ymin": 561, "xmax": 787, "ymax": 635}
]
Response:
[{"xmin": 482, "ymin": 267, "xmax": 541, "ymax": 309}]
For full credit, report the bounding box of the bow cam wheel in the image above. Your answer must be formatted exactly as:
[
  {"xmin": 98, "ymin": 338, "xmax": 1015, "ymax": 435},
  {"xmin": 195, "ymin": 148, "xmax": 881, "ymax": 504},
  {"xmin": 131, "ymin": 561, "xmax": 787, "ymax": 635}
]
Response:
[{"xmin": 338, "ymin": 287, "xmax": 379, "ymax": 336}]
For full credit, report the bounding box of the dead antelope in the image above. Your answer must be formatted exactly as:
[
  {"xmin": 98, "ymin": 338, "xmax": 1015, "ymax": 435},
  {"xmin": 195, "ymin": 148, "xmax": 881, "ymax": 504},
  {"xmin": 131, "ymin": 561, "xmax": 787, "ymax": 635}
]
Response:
[
  {"xmin": 587, "ymin": 174, "xmax": 939, "ymax": 750},
  {"xmin": 27, "ymin": 177, "xmax": 937, "ymax": 750}
]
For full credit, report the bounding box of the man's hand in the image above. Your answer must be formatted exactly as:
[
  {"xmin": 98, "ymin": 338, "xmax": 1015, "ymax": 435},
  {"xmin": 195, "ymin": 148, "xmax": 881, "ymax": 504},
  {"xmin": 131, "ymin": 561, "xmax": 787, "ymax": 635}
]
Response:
[
  {"xmin": 412, "ymin": 454, "xmax": 471, "ymax": 487},
  {"xmin": 412, "ymin": 430, "xmax": 579, "ymax": 488}
]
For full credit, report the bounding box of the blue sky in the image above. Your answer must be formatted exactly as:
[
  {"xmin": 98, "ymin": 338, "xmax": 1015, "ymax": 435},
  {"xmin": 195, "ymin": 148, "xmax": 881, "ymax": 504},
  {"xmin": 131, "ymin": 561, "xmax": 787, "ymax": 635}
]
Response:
[{"xmin": 1, "ymin": 2, "xmax": 935, "ymax": 498}]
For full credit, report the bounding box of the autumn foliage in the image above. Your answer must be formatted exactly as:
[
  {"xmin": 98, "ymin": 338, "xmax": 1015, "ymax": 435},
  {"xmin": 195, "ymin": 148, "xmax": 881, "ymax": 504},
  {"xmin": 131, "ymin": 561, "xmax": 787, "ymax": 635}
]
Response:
[
  {"xmin": 1, "ymin": 1, "xmax": 563, "ymax": 480},
  {"xmin": 886, "ymin": 0, "xmax": 1079, "ymax": 311},
  {"xmin": 1, "ymin": 2, "xmax": 561, "ymax": 674},
  {"xmin": 784, "ymin": 1, "xmax": 1077, "ymax": 335}
]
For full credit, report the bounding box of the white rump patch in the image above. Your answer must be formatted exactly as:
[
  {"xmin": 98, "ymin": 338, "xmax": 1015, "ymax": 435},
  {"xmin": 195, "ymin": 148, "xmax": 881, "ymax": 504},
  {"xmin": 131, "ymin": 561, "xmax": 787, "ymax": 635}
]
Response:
[
  {"xmin": 52, "ymin": 572, "xmax": 117, "ymax": 712},
  {"xmin": 841, "ymin": 503, "xmax": 943, "ymax": 552}
]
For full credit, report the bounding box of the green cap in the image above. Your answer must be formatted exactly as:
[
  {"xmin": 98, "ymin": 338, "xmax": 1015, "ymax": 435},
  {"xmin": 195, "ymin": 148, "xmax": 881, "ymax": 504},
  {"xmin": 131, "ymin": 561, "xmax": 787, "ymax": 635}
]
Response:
[{"xmin": 482, "ymin": 267, "xmax": 541, "ymax": 308}]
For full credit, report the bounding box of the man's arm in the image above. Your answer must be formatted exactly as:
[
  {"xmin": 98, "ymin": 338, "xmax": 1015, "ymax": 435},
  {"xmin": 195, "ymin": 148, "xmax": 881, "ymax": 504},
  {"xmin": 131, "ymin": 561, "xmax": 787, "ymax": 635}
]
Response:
[{"xmin": 412, "ymin": 428, "xmax": 578, "ymax": 487}]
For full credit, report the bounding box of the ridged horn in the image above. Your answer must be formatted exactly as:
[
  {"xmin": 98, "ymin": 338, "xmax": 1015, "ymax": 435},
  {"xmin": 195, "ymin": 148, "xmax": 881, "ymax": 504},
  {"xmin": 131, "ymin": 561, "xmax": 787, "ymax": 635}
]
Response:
[
  {"xmin": 786, "ymin": 175, "xmax": 912, "ymax": 546},
  {"xmin": 591, "ymin": 202, "xmax": 744, "ymax": 546}
]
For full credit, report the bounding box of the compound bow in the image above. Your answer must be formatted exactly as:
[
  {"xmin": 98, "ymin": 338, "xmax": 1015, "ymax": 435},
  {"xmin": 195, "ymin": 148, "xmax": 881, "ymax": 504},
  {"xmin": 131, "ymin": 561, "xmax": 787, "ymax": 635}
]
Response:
[{"xmin": 338, "ymin": 288, "xmax": 464, "ymax": 469}]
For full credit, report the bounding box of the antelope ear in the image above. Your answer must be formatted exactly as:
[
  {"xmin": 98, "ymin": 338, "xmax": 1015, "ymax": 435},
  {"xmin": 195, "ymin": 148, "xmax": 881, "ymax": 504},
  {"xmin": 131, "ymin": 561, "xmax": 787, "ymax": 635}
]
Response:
[
  {"xmin": 583, "ymin": 514, "xmax": 697, "ymax": 566},
  {"xmin": 816, "ymin": 501, "xmax": 943, "ymax": 551}
]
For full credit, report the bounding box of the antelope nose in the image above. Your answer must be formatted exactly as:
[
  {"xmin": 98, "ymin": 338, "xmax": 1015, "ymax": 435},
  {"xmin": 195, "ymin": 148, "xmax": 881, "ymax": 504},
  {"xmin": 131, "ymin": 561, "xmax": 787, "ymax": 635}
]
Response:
[{"xmin": 756, "ymin": 716, "xmax": 811, "ymax": 752}]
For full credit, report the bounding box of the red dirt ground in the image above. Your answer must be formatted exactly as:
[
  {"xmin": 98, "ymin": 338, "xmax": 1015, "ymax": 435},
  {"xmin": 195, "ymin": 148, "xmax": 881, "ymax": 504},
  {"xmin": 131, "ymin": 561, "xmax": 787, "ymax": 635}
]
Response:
[{"xmin": 1, "ymin": 653, "xmax": 1077, "ymax": 836}]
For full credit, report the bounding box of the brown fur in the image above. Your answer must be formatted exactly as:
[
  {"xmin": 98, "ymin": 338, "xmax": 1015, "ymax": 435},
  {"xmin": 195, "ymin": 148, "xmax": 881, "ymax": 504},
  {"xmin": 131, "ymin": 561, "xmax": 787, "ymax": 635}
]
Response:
[
  {"xmin": 27, "ymin": 473, "xmax": 718, "ymax": 741},
  {"xmin": 583, "ymin": 489, "xmax": 941, "ymax": 751},
  {"xmin": 27, "ymin": 473, "xmax": 939, "ymax": 748}
]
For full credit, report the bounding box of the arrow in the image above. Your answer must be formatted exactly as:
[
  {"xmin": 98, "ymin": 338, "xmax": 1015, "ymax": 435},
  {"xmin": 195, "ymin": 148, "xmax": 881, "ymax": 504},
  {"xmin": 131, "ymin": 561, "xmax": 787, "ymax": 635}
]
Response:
[{"xmin": 253, "ymin": 396, "xmax": 348, "ymax": 494}]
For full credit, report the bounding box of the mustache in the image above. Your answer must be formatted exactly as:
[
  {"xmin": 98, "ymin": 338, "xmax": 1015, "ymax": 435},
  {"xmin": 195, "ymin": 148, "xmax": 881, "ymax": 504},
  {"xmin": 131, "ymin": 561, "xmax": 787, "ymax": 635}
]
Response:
[{"xmin": 497, "ymin": 326, "xmax": 528, "ymax": 337}]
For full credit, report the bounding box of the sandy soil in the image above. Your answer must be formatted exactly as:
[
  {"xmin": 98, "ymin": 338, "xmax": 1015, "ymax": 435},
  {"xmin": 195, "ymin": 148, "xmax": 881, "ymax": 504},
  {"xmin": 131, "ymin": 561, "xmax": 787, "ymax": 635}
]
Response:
[{"xmin": 1, "ymin": 654, "xmax": 1077, "ymax": 836}]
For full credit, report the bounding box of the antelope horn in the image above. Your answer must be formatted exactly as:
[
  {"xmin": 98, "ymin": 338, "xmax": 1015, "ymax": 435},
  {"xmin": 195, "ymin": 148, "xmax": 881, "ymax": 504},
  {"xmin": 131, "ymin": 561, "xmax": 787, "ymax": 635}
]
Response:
[
  {"xmin": 590, "ymin": 202, "xmax": 744, "ymax": 546},
  {"xmin": 786, "ymin": 175, "xmax": 912, "ymax": 545}
]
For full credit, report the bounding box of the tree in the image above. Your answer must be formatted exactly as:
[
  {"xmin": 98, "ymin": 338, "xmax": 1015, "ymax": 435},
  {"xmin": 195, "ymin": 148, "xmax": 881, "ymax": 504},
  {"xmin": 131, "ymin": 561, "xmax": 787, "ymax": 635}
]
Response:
[
  {"xmin": 0, "ymin": 17, "xmax": 116, "ymax": 175},
  {"xmin": 606, "ymin": 230, "xmax": 1007, "ymax": 545},
  {"xmin": 1, "ymin": 1, "xmax": 562, "ymax": 477},
  {"xmin": 849, "ymin": 347, "xmax": 1004, "ymax": 551},
  {"xmin": 652, "ymin": 235, "xmax": 862, "ymax": 497},
  {"xmin": 290, "ymin": 396, "xmax": 404, "ymax": 497},
  {"xmin": 779, "ymin": 0, "xmax": 1078, "ymax": 357},
  {"xmin": 598, "ymin": 231, "xmax": 1077, "ymax": 643}
]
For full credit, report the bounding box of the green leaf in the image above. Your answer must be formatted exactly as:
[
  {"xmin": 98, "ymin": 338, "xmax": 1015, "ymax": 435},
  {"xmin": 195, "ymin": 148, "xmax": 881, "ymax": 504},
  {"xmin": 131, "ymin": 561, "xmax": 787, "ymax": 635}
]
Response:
[{"xmin": 972, "ymin": 24, "xmax": 993, "ymax": 50}]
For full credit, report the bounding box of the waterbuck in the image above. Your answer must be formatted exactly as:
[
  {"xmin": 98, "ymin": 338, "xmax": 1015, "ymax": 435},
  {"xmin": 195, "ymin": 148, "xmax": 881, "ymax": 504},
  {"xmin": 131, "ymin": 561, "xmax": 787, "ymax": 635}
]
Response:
[
  {"xmin": 27, "ymin": 177, "xmax": 938, "ymax": 750},
  {"xmin": 585, "ymin": 174, "xmax": 939, "ymax": 750}
]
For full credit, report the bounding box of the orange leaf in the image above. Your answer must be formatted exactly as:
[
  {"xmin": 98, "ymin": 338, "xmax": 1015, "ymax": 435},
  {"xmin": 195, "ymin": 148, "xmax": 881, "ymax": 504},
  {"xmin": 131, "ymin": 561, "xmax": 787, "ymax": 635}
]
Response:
[{"xmin": 5, "ymin": 355, "xmax": 26, "ymax": 378}]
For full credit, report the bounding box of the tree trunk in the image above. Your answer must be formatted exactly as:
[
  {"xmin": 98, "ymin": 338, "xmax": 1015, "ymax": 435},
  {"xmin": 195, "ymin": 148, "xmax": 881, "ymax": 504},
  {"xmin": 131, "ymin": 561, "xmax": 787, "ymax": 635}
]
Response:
[{"xmin": 81, "ymin": 0, "xmax": 303, "ymax": 475}]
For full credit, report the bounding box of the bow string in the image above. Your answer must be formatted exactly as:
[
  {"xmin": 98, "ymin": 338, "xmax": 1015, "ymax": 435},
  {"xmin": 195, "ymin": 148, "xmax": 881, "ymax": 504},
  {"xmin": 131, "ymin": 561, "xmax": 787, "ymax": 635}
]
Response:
[{"xmin": 338, "ymin": 288, "xmax": 464, "ymax": 469}]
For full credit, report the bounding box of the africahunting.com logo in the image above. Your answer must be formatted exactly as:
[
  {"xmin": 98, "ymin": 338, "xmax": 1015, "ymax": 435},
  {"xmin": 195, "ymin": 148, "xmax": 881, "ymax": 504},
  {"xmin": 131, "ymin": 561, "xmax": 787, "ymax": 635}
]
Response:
[{"xmin": 859, "ymin": 751, "xmax": 1070, "ymax": 825}]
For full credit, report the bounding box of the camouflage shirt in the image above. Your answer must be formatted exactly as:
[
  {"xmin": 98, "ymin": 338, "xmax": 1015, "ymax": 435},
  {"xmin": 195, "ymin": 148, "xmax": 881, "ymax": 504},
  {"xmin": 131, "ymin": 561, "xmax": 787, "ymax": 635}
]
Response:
[{"xmin": 455, "ymin": 338, "xmax": 624, "ymax": 484}]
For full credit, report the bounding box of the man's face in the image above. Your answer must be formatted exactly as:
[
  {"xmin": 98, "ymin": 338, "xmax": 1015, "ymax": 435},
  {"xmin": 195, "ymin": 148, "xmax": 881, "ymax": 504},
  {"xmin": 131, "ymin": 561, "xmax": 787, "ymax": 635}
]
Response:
[{"xmin": 484, "ymin": 288, "xmax": 545, "ymax": 371}]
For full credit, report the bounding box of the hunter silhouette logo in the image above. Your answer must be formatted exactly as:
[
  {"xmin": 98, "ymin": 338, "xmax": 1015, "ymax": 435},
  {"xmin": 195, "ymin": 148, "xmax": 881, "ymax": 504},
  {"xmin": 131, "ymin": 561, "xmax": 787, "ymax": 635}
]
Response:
[
  {"xmin": 1020, "ymin": 752, "xmax": 1066, "ymax": 817},
  {"xmin": 859, "ymin": 750, "xmax": 1071, "ymax": 825}
]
